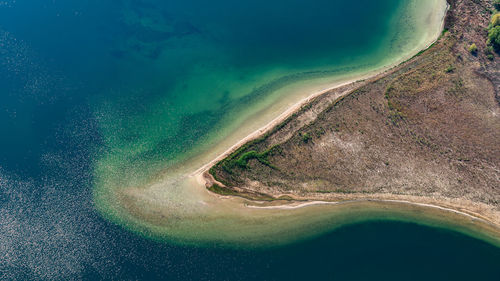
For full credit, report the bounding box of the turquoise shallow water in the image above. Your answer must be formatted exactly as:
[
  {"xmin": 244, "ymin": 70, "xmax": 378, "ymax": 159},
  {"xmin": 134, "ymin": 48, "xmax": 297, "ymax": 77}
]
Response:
[
  {"xmin": 0, "ymin": 0, "xmax": 499, "ymax": 280},
  {"xmin": 0, "ymin": 0, "xmax": 441, "ymax": 186},
  {"xmin": 91, "ymin": 0, "xmax": 438, "ymax": 188}
]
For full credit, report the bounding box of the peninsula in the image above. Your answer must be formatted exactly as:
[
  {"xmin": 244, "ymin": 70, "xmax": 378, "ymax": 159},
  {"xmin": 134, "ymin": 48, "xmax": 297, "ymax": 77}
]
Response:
[
  {"xmin": 207, "ymin": 0, "xmax": 500, "ymax": 242},
  {"xmin": 94, "ymin": 0, "xmax": 500, "ymax": 247}
]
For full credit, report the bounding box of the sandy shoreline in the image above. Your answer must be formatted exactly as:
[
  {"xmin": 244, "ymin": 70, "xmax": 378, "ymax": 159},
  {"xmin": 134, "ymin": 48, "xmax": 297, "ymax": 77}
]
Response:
[
  {"xmin": 191, "ymin": 79, "xmax": 359, "ymax": 176},
  {"xmin": 94, "ymin": 0, "xmax": 500, "ymax": 247},
  {"xmin": 245, "ymin": 196, "xmax": 498, "ymax": 226},
  {"xmin": 198, "ymin": 0, "xmax": 500, "ymax": 238},
  {"xmin": 195, "ymin": 2, "xmax": 450, "ymax": 178},
  {"xmin": 203, "ymin": 162, "xmax": 500, "ymax": 232}
]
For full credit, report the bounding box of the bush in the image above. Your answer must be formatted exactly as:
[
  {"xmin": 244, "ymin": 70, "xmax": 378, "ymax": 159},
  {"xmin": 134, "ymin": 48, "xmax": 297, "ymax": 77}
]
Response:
[
  {"xmin": 484, "ymin": 45, "xmax": 495, "ymax": 60},
  {"xmin": 488, "ymin": 26, "xmax": 500, "ymax": 50},
  {"xmin": 236, "ymin": 151, "xmax": 259, "ymax": 168},
  {"xmin": 492, "ymin": 13, "xmax": 500, "ymax": 27},
  {"xmin": 488, "ymin": 14, "xmax": 500, "ymax": 51},
  {"xmin": 468, "ymin": 43, "xmax": 478, "ymax": 54},
  {"xmin": 495, "ymin": 0, "xmax": 500, "ymax": 11},
  {"xmin": 301, "ymin": 133, "xmax": 312, "ymax": 143}
]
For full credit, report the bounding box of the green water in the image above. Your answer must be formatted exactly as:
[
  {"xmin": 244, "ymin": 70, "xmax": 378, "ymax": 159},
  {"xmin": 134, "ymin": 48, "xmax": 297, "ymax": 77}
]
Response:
[
  {"xmin": 86, "ymin": 0, "xmax": 460, "ymax": 248},
  {"xmin": 86, "ymin": 0, "xmax": 479, "ymax": 248},
  {"xmin": 93, "ymin": 0, "xmax": 446, "ymax": 190}
]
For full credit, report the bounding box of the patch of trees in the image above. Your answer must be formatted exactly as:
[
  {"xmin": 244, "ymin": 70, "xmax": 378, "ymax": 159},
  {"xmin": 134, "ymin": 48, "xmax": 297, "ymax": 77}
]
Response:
[{"xmin": 488, "ymin": 13, "xmax": 500, "ymax": 52}]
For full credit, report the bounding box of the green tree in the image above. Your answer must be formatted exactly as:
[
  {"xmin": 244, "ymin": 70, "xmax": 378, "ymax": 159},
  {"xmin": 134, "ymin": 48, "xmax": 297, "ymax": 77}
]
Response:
[
  {"xmin": 495, "ymin": 0, "xmax": 500, "ymax": 10},
  {"xmin": 488, "ymin": 26, "xmax": 500, "ymax": 50}
]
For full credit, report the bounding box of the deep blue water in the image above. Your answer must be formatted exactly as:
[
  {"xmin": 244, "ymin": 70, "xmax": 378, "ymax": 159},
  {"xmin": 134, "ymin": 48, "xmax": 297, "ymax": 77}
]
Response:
[{"xmin": 0, "ymin": 0, "xmax": 499, "ymax": 280}]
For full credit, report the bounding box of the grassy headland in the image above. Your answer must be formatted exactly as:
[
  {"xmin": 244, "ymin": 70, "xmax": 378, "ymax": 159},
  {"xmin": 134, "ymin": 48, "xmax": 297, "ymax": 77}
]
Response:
[{"xmin": 209, "ymin": 0, "xmax": 500, "ymax": 228}]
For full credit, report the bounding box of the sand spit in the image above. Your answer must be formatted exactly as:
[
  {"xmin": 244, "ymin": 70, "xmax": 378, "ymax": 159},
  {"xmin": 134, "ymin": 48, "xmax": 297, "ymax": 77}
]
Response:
[{"xmin": 91, "ymin": 0, "xmax": 500, "ymax": 248}]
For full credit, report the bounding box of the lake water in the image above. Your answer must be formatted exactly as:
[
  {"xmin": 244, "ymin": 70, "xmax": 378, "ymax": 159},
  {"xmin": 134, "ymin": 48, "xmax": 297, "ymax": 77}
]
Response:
[{"xmin": 0, "ymin": 0, "xmax": 498, "ymax": 280}]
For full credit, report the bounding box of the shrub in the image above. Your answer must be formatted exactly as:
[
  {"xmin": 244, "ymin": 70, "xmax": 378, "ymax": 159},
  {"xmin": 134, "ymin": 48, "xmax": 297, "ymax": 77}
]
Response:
[
  {"xmin": 488, "ymin": 26, "xmax": 500, "ymax": 50},
  {"xmin": 468, "ymin": 43, "xmax": 478, "ymax": 54},
  {"xmin": 492, "ymin": 13, "xmax": 500, "ymax": 27},
  {"xmin": 484, "ymin": 45, "xmax": 495, "ymax": 60},
  {"xmin": 236, "ymin": 151, "xmax": 259, "ymax": 168},
  {"xmin": 301, "ymin": 133, "xmax": 312, "ymax": 143},
  {"xmin": 207, "ymin": 184, "xmax": 238, "ymax": 196},
  {"xmin": 232, "ymin": 145, "xmax": 280, "ymax": 169},
  {"xmin": 495, "ymin": 0, "xmax": 500, "ymax": 11}
]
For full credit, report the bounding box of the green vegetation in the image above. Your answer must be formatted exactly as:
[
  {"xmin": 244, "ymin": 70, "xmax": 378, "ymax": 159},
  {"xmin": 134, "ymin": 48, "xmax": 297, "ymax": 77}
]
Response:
[
  {"xmin": 445, "ymin": 64, "xmax": 455, "ymax": 73},
  {"xmin": 236, "ymin": 150, "xmax": 271, "ymax": 168},
  {"xmin": 488, "ymin": 13, "xmax": 500, "ymax": 51},
  {"xmin": 207, "ymin": 184, "xmax": 240, "ymax": 196},
  {"xmin": 301, "ymin": 132, "xmax": 312, "ymax": 143},
  {"xmin": 468, "ymin": 43, "xmax": 478, "ymax": 54},
  {"xmin": 485, "ymin": 45, "xmax": 495, "ymax": 60},
  {"xmin": 216, "ymin": 144, "xmax": 281, "ymax": 175},
  {"xmin": 491, "ymin": 13, "xmax": 500, "ymax": 27},
  {"xmin": 495, "ymin": 0, "xmax": 500, "ymax": 10},
  {"xmin": 488, "ymin": 26, "xmax": 500, "ymax": 50},
  {"xmin": 207, "ymin": 184, "xmax": 277, "ymax": 201}
]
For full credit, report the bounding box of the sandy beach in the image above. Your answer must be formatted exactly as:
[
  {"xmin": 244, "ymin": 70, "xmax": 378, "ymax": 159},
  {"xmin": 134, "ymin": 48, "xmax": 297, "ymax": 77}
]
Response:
[
  {"xmin": 90, "ymin": 0, "xmax": 500, "ymax": 248},
  {"xmin": 193, "ymin": 2, "xmax": 450, "ymax": 178},
  {"xmin": 193, "ymin": 0, "xmax": 500, "ymax": 245}
]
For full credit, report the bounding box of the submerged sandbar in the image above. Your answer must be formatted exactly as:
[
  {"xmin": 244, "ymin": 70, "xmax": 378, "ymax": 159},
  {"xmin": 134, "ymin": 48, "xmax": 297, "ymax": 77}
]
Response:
[{"xmin": 93, "ymin": 0, "xmax": 500, "ymax": 248}]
